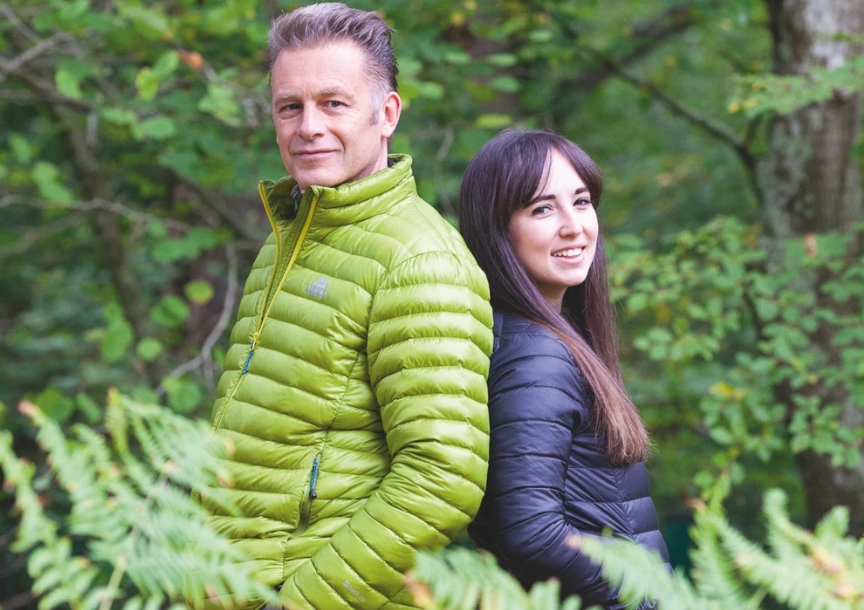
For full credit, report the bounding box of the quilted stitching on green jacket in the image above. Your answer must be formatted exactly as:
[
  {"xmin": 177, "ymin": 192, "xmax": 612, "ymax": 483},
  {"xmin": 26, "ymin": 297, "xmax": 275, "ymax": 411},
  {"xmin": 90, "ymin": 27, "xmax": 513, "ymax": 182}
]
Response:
[{"xmin": 204, "ymin": 155, "xmax": 493, "ymax": 610}]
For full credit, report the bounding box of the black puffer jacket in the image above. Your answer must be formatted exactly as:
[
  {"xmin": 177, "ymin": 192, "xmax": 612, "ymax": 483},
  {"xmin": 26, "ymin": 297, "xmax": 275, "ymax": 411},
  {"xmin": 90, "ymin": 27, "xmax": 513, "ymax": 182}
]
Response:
[{"xmin": 469, "ymin": 312, "xmax": 669, "ymax": 609}]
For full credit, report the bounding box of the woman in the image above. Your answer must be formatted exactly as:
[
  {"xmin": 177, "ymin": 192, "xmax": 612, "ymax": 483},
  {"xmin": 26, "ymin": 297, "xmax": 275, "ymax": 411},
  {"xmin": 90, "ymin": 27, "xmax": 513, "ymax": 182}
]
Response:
[{"xmin": 460, "ymin": 129, "xmax": 669, "ymax": 609}]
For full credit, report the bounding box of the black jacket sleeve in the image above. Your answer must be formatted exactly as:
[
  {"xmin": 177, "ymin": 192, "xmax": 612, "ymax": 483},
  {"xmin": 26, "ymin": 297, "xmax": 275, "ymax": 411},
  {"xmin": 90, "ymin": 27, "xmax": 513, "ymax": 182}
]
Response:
[{"xmin": 484, "ymin": 330, "xmax": 627, "ymax": 608}]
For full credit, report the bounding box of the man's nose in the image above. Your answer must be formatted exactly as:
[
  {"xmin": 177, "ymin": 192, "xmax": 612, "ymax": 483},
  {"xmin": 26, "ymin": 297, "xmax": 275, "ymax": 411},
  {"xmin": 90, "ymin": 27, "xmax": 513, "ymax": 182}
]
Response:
[{"xmin": 298, "ymin": 107, "xmax": 324, "ymax": 140}]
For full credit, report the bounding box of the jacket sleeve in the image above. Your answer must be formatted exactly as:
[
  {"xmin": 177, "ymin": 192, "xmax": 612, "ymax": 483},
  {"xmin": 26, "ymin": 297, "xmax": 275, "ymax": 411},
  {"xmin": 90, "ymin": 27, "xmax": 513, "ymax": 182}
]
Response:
[
  {"xmin": 485, "ymin": 331, "xmax": 626, "ymax": 609},
  {"xmin": 279, "ymin": 251, "xmax": 493, "ymax": 609}
]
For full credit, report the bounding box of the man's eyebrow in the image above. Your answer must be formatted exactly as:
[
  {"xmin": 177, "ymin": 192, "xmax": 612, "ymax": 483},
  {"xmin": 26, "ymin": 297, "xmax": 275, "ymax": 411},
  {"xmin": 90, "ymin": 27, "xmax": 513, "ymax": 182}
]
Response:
[
  {"xmin": 528, "ymin": 186, "xmax": 589, "ymax": 205},
  {"xmin": 272, "ymin": 87, "xmax": 353, "ymax": 103},
  {"xmin": 319, "ymin": 87, "xmax": 350, "ymax": 97},
  {"xmin": 272, "ymin": 91, "xmax": 298, "ymax": 103}
]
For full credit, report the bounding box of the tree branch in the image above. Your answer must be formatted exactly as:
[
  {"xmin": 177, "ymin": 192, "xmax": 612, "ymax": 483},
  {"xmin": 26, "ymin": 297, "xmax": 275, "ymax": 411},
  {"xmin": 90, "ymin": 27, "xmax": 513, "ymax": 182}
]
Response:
[
  {"xmin": 49, "ymin": 102, "xmax": 160, "ymax": 384},
  {"xmin": 0, "ymin": 32, "xmax": 72, "ymax": 87},
  {"xmin": 554, "ymin": 2, "xmax": 710, "ymax": 93},
  {"xmin": 159, "ymin": 243, "xmax": 239, "ymax": 394},
  {"xmin": 0, "ymin": 212, "xmax": 85, "ymax": 260},
  {"xmin": 172, "ymin": 172, "xmax": 268, "ymax": 242},
  {"xmin": 582, "ymin": 47, "xmax": 761, "ymax": 191},
  {"xmin": 0, "ymin": 591, "xmax": 36, "ymax": 610},
  {"xmin": 0, "ymin": 3, "xmax": 40, "ymax": 43},
  {"xmin": 0, "ymin": 195, "xmax": 191, "ymax": 231},
  {"xmin": 0, "ymin": 53, "xmax": 94, "ymax": 111}
]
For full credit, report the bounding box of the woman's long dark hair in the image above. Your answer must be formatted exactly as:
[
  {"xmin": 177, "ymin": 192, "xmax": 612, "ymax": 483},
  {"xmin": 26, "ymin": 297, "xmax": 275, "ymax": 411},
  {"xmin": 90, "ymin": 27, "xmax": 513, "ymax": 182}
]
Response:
[{"xmin": 459, "ymin": 129, "xmax": 649, "ymax": 465}]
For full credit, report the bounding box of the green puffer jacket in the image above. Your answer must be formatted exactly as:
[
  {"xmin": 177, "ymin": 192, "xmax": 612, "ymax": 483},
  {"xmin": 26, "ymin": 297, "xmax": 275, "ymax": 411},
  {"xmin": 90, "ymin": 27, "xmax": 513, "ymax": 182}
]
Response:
[{"xmin": 204, "ymin": 155, "xmax": 493, "ymax": 610}]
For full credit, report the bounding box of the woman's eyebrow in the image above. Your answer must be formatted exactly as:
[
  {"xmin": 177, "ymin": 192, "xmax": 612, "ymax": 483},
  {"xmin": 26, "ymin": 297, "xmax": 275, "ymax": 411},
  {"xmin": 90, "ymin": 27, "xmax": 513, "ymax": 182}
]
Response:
[
  {"xmin": 528, "ymin": 193, "xmax": 555, "ymax": 205},
  {"xmin": 528, "ymin": 186, "xmax": 590, "ymax": 205}
]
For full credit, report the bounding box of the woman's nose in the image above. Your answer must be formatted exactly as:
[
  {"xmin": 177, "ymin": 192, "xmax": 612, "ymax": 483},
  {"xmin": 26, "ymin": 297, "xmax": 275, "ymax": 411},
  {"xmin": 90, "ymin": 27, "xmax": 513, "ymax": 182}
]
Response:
[{"xmin": 559, "ymin": 208, "xmax": 583, "ymax": 236}]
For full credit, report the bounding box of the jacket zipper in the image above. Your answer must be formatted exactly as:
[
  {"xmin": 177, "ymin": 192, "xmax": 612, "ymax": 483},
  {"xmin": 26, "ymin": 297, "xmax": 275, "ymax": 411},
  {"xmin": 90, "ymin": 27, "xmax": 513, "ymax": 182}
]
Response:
[
  {"xmin": 212, "ymin": 185, "xmax": 319, "ymax": 430},
  {"xmin": 296, "ymin": 453, "xmax": 321, "ymax": 536}
]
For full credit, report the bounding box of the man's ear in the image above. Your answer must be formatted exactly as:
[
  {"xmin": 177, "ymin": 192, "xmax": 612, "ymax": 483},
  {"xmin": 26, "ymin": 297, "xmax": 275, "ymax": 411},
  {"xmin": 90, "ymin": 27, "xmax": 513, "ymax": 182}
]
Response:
[{"xmin": 380, "ymin": 91, "xmax": 402, "ymax": 139}]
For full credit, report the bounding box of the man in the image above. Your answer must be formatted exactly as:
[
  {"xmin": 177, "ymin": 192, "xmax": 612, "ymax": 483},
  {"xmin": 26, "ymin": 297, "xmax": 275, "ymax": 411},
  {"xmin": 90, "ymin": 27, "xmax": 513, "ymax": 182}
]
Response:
[{"xmin": 202, "ymin": 4, "xmax": 493, "ymax": 609}]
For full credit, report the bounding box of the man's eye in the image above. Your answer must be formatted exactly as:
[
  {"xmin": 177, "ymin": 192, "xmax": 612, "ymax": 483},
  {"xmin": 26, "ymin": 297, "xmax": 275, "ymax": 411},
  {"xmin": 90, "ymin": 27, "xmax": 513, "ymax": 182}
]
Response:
[{"xmin": 325, "ymin": 100, "xmax": 343, "ymax": 108}]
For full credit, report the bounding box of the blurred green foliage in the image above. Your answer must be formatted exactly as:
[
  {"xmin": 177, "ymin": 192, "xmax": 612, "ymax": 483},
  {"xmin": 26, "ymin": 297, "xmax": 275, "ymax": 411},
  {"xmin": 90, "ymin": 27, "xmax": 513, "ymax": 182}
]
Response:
[
  {"xmin": 411, "ymin": 486, "xmax": 864, "ymax": 609},
  {"xmin": 1, "ymin": 0, "xmax": 862, "ymax": 606},
  {"xmin": 0, "ymin": 391, "xmax": 280, "ymax": 609}
]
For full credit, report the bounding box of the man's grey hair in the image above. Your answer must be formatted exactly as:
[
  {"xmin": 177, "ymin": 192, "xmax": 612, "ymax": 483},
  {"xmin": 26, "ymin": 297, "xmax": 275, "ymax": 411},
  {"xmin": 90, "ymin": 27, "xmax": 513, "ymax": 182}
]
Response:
[{"xmin": 268, "ymin": 2, "xmax": 399, "ymax": 109}]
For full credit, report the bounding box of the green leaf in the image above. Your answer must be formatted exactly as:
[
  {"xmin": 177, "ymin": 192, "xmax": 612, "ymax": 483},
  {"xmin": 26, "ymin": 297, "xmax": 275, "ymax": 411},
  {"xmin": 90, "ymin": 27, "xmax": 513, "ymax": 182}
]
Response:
[
  {"xmin": 75, "ymin": 393, "xmax": 102, "ymax": 424},
  {"xmin": 57, "ymin": 0, "xmax": 89, "ymax": 19},
  {"xmin": 185, "ymin": 280, "xmax": 214, "ymax": 304},
  {"xmin": 486, "ymin": 53, "xmax": 518, "ymax": 67},
  {"xmin": 32, "ymin": 161, "xmax": 74, "ymax": 202},
  {"xmin": 152, "ymin": 227, "xmax": 227, "ymax": 262},
  {"xmin": 137, "ymin": 338, "xmax": 164, "ymax": 361},
  {"xmin": 475, "ymin": 113, "xmax": 512, "ymax": 129},
  {"xmin": 117, "ymin": 3, "xmax": 169, "ymax": 36},
  {"xmin": 627, "ymin": 293, "xmax": 648, "ymax": 311},
  {"xmin": 416, "ymin": 81, "xmax": 445, "ymax": 100},
  {"xmin": 198, "ymin": 82, "xmax": 242, "ymax": 126},
  {"xmin": 162, "ymin": 377, "xmax": 203, "ymax": 414},
  {"xmin": 152, "ymin": 51, "xmax": 180, "ymax": 78},
  {"xmin": 135, "ymin": 67, "xmax": 160, "ymax": 101},
  {"xmin": 146, "ymin": 221, "xmax": 168, "ymax": 238},
  {"xmin": 55, "ymin": 68, "xmax": 83, "ymax": 100},
  {"xmin": 529, "ymin": 29, "xmax": 554, "ymax": 43},
  {"xmin": 130, "ymin": 386, "xmax": 160, "ymax": 405},
  {"xmin": 150, "ymin": 296, "xmax": 190, "ymax": 328},
  {"xmin": 491, "ymin": 76, "xmax": 520, "ymax": 93},
  {"xmin": 709, "ymin": 427, "xmax": 734, "ymax": 445},
  {"xmin": 33, "ymin": 387, "xmax": 75, "ymax": 423},
  {"xmin": 444, "ymin": 51, "xmax": 471, "ymax": 65},
  {"xmin": 9, "ymin": 134, "xmax": 33, "ymax": 163},
  {"xmin": 151, "ymin": 239, "xmax": 187, "ymax": 262},
  {"xmin": 398, "ymin": 57, "xmax": 422, "ymax": 77},
  {"xmin": 100, "ymin": 107, "xmax": 139, "ymax": 126},
  {"xmin": 137, "ymin": 116, "xmax": 177, "ymax": 141},
  {"xmin": 100, "ymin": 302, "xmax": 134, "ymax": 363}
]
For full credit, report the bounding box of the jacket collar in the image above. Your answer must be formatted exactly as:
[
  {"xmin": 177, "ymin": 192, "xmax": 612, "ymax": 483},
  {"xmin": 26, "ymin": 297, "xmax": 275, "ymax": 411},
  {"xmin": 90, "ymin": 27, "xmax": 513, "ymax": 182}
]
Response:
[{"xmin": 259, "ymin": 154, "xmax": 415, "ymax": 225}]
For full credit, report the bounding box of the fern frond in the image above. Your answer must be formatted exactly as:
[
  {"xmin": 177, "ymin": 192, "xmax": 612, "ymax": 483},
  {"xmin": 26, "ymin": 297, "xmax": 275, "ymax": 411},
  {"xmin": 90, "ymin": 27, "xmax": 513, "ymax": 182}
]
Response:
[
  {"xmin": 576, "ymin": 534, "xmax": 716, "ymax": 610},
  {"xmin": 736, "ymin": 490, "xmax": 864, "ymax": 609},
  {"xmin": 410, "ymin": 547, "xmax": 590, "ymax": 610},
  {"xmin": 0, "ymin": 394, "xmax": 280, "ymax": 610},
  {"xmin": 688, "ymin": 508, "xmax": 760, "ymax": 607},
  {"xmin": 813, "ymin": 504, "xmax": 850, "ymax": 541},
  {"xmin": 410, "ymin": 486, "xmax": 864, "ymax": 610},
  {"xmin": 0, "ymin": 430, "xmax": 59, "ymax": 550}
]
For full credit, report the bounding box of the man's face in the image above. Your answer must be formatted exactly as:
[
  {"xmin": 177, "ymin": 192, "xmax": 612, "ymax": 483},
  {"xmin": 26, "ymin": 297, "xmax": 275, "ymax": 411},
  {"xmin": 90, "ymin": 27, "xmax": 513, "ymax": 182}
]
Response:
[{"xmin": 270, "ymin": 41, "xmax": 401, "ymax": 192}]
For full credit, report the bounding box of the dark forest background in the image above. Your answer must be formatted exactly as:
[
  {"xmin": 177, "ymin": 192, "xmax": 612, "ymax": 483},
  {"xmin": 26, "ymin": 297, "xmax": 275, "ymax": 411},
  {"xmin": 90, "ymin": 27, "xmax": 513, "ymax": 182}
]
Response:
[{"xmin": 1, "ymin": 0, "xmax": 863, "ymax": 606}]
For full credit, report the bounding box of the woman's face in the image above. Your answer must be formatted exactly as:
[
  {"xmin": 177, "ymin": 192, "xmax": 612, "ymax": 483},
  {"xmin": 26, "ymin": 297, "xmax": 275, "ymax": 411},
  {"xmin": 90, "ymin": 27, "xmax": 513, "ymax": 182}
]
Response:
[{"xmin": 508, "ymin": 150, "xmax": 599, "ymax": 311}]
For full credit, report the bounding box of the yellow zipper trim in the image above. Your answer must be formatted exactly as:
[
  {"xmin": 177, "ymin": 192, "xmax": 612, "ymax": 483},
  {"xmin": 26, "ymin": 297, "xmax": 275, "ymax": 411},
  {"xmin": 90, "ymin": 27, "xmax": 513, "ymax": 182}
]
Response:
[
  {"xmin": 254, "ymin": 184, "xmax": 318, "ymax": 339},
  {"xmin": 255, "ymin": 181, "xmax": 284, "ymax": 337},
  {"xmin": 213, "ymin": 184, "xmax": 318, "ymax": 430}
]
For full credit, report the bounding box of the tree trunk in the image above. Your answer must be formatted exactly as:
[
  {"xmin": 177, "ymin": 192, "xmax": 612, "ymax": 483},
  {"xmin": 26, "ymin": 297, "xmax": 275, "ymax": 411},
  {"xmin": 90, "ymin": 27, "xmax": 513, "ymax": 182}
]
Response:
[{"xmin": 761, "ymin": 0, "xmax": 864, "ymax": 533}]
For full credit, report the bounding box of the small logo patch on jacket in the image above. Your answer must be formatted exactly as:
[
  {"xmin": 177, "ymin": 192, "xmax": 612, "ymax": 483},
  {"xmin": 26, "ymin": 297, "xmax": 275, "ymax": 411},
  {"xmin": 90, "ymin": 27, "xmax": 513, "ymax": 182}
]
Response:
[
  {"xmin": 306, "ymin": 278, "xmax": 328, "ymax": 299},
  {"xmin": 342, "ymin": 581, "xmax": 365, "ymax": 602}
]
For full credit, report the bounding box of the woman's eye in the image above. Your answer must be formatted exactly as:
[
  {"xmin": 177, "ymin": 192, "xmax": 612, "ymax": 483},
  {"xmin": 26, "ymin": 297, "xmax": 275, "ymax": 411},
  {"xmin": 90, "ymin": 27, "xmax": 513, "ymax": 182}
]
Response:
[
  {"xmin": 575, "ymin": 198, "xmax": 592, "ymax": 207},
  {"xmin": 531, "ymin": 205, "xmax": 550, "ymax": 216}
]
